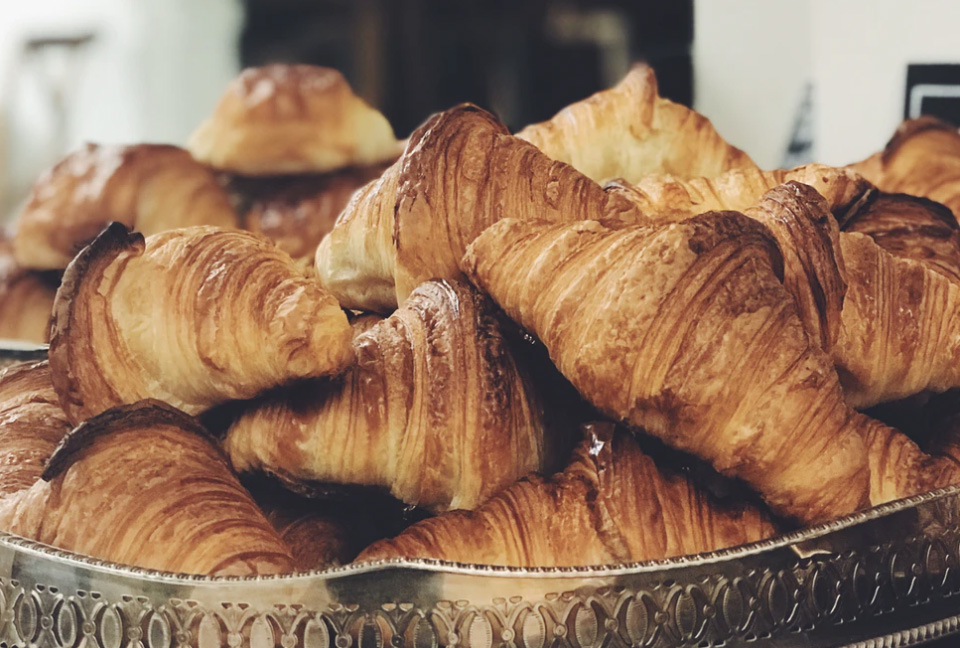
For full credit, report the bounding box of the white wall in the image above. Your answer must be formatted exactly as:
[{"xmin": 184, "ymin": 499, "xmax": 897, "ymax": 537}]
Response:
[
  {"xmin": 693, "ymin": 1, "xmax": 811, "ymax": 169},
  {"xmin": 0, "ymin": 0, "xmax": 241, "ymax": 220},
  {"xmin": 694, "ymin": 0, "xmax": 960, "ymax": 168},
  {"xmin": 811, "ymin": 0, "xmax": 960, "ymax": 165}
]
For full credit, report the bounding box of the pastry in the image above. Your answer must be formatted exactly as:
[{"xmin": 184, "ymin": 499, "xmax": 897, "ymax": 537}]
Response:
[
  {"xmin": 613, "ymin": 174, "xmax": 960, "ymax": 406},
  {"xmin": 50, "ymin": 223, "xmax": 353, "ymax": 423},
  {"xmin": 851, "ymin": 116, "xmax": 960, "ymax": 218},
  {"xmin": 315, "ymin": 103, "xmax": 643, "ymax": 312},
  {"xmin": 516, "ymin": 65, "xmax": 757, "ymax": 183},
  {"xmin": 357, "ymin": 423, "xmax": 776, "ymax": 566},
  {"xmin": 833, "ymin": 232, "xmax": 960, "ymax": 407},
  {"xmin": 0, "ymin": 235, "xmax": 56, "ymax": 343},
  {"xmin": 189, "ymin": 65, "xmax": 401, "ymax": 176},
  {"xmin": 225, "ymin": 280, "xmax": 552, "ymax": 512},
  {"xmin": 226, "ymin": 164, "xmax": 388, "ymax": 263},
  {"xmin": 462, "ymin": 213, "xmax": 874, "ymax": 523},
  {"xmin": 741, "ymin": 182, "xmax": 846, "ymax": 350},
  {"xmin": 13, "ymin": 144, "xmax": 237, "ymax": 271},
  {"xmin": 0, "ymin": 400, "xmax": 293, "ymax": 575},
  {"xmin": 837, "ymin": 189, "xmax": 960, "ymax": 282},
  {"xmin": 0, "ymin": 361, "xmax": 70, "ymax": 498},
  {"xmin": 606, "ymin": 164, "xmax": 871, "ymax": 222}
]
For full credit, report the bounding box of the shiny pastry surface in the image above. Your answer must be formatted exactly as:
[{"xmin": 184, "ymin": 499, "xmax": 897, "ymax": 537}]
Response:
[
  {"xmin": 225, "ymin": 280, "xmax": 550, "ymax": 512},
  {"xmin": 0, "ymin": 400, "xmax": 293, "ymax": 575},
  {"xmin": 14, "ymin": 143, "xmax": 237, "ymax": 270},
  {"xmin": 189, "ymin": 65, "xmax": 401, "ymax": 176},
  {"xmin": 517, "ymin": 64, "xmax": 757, "ymax": 183},
  {"xmin": 50, "ymin": 223, "xmax": 353, "ymax": 423}
]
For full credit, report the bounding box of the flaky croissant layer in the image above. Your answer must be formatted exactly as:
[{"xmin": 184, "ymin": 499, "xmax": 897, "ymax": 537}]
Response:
[
  {"xmin": 358, "ymin": 424, "xmax": 776, "ymax": 567},
  {"xmin": 462, "ymin": 213, "xmax": 872, "ymax": 524},
  {"xmin": 315, "ymin": 103, "xmax": 643, "ymax": 313},
  {"xmin": 0, "ymin": 361, "xmax": 70, "ymax": 498},
  {"xmin": 517, "ymin": 65, "xmax": 756, "ymax": 183},
  {"xmin": 226, "ymin": 280, "xmax": 550, "ymax": 512},
  {"xmin": 14, "ymin": 143, "xmax": 237, "ymax": 271},
  {"xmin": 50, "ymin": 223, "xmax": 354, "ymax": 423},
  {"xmin": 0, "ymin": 401, "xmax": 293, "ymax": 575},
  {"xmin": 835, "ymin": 233, "xmax": 960, "ymax": 407}
]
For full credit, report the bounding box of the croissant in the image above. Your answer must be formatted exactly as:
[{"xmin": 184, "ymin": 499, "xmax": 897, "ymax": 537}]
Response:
[
  {"xmin": 607, "ymin": 164, "xmax": 872, "ymax": 223},
  {"xmin": 851, "ymin": 116, "xmax": 960, "ymax": 217},
  {"xmin": 50, "ymin": 223, "xmax": 353, "ymax": 423},
  {"xmin": 611, "ymin": 171, "xmax": 960, "ymax": 405},
  {"xmin": 0, "ymin": 237, "xmax": 56, "ymax": 343},
  {"xmin": 461, "ymin": 213, "xmax": 877, "ymax": 523},
  {"xmin": 742, "ymin": 182, "xmax": 846, "ymax": 351},
  {"xmin": 189, "ymin": 65, "xmax": 402, "ymax": 176},
  {"xmin": 834, "ymin": 232, "xmax": 960, "ymax": 407},
  {"xmin": 859, "ymin": 412, "xmax": 960, "ymax": 504},
  {"xmin": 516, "ymin": 65, "xmax": 756, "ymax": 184},
  {"xmin": 837, "ymin": 189, "xmax": 960, "ymax": 282},
  {"xmin": 256, "ymin": 497, "xmax": 357, "ymax": 571},
  {"xmin": 0, "ymin": 361, "xmax": 71, "ymax": 498},
  {"xmin": 0, "ymin": 400, "xmax": 293, "ymax": 575},
  {"xmin": 357, "ymin": 423, "xmax": 776, "ymax": 566},
  {"xmin": 13, "ymin": 144, "xmax": 237, "ymax": 271},
  {"xmin": 226, "ymin": 164, "xmax": 389, "ymax": 262},
  {"xmin": 225, "ymin": 279, "xmax": 551, "ymax": 512},
  {"xmin": 315, "ymin": 103, "xmax": 644, "ymax": 312}
]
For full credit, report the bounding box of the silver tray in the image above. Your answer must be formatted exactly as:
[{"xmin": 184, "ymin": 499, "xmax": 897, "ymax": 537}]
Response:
[{"xmin": 0, "ymin": 344, "xmax": 959, "ymax": 648}]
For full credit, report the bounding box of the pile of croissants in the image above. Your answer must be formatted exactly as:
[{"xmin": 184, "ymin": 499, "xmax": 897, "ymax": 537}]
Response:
[{"xmin": 1, "ymin": 63, "xmax": 960, "ymax": 576}]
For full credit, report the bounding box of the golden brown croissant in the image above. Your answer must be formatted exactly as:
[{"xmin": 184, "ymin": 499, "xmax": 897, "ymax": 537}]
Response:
[
  {"xmin": 837, "ymin": 189, "xmax": 960, "ymax": 282},
  {"xmin": 834, "ymin": 232, "xmax": 960, "ymax": 407},
  {"xmin": 851, "ymin": 116, "xmax": 960, "ymax": 217},
  {"xmin": 357, "ymin": 423, "xmax": 776, "ymax": 567},
  {"xmin": 461, "ymin": 213, "xmax": 875, "ymax": 523},
  {"xmin": 0, "ymin": 361, "xmax": 70, "ymax": 498},
  {"xmin": 516, "ymin": 65, "xmax": 756, "ymax": 183},
  {"xmin": 50, "ymin": 223, "xmax": 353, "ymax": 423},
  {"xmin": 226, "ymin": 164, "xmax": 389, "ymax": 262},
  {"xmin": 607, "ymin": 164, "xmax": 871, "ymax": 222},
  {"xmin": 610, "ymin": 172, "xmax": 960, "ymax": 406},
  {"xmin": 315, "ymin": 104, "xmax": 644, "ymax": 313},
  {"xmin": 742, "ymin": 182, "xmax": 846, "ymax": 351},
  {"xmin": 0, "ymin": 236, "xmax": 56, "ymax": 343},
  {"xmin": 0, "ymin": 400, "xmax": 293, "ymax": 575},
  {"xmin": 859, "ymin": 412, "xmax": 960, "ymax": 505},
  {"xmin": 225, "ymin": 279, "xmax": 551, "ymax": 512},
  {"xmin": 255, "ymin": 496, "xmax": 356, "ymax": 571},
  {"xmin": 189, "ymin": 65, "xmax": 402, "ymax": 176},
  {"xmin": 13, "ymin": 144, "xmax": 237, "ymax": 270}
]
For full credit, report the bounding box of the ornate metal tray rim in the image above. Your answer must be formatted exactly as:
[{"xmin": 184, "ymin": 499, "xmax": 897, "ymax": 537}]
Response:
[{"xmin": 1, "ymin": 483, "xmax": 956, "ymax": 583}]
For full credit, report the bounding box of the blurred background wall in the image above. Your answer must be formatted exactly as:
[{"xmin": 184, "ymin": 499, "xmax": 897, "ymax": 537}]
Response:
[{"xmin": 4, "ymin": 0, "xmax": 960, "ymax": 221}]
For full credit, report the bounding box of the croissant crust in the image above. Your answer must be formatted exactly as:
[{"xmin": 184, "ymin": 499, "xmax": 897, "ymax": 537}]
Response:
[
  {"xmin": 225, "ymin": 279, "xmax": 549, "ymax": 512},
  {"xmin": 189, "ymin": 65, "xmax": 401, "ymax": 176},
  {"xmin": 0, "ymin": 361, "xmax": 70, "ymax": 498},
  {"xmin": 358, "ymin": 425, "xmax": 776, "ymax": 567},
  {"xmin": 0, "ymin": 400, "xmax": 293, "ymax": 575},
  {"xmin": 851, "ymin": 116, "xmax": 960, "ymax": 218},
  {"xmin": 517, "ymin": 65, "xmax": 756, "ymax": 183},
  {"xmin": 13, "ymin": 144, "xmax": 237, "ymax": 270},
  {"xmin": 462, "ymin": 213, "xmax": 872, "ymax": 523},
  {"xmin": 315, "ymin": 103, "xmax": 643, "ymax": 311},
  {"xmin": 50, "ymin": 223, "xmax": 353, "ymax": 423}
]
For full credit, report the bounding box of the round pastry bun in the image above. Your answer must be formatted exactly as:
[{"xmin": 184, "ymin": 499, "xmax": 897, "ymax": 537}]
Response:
[{"xmin": 188, "ymin": 65, "xmax": 401, "ymax": 176}]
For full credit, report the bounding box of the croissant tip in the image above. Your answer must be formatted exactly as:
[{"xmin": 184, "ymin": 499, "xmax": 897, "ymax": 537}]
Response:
[
  {"xmin": 883, "ymin": 116, "xmax": 959, "ymax": 162},
  {"xmin": 42, "ymin": 399, "xmax": 214, "ymax": 482},
  {"xmin": 49, "ymin": 222, "xmax": 145, "ymax": 421}
]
